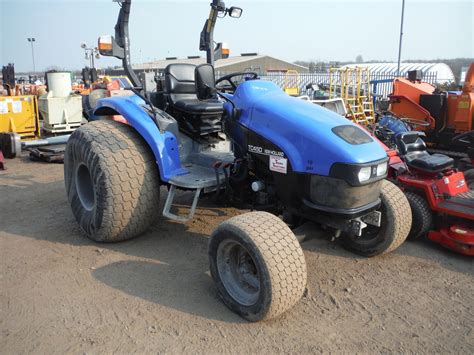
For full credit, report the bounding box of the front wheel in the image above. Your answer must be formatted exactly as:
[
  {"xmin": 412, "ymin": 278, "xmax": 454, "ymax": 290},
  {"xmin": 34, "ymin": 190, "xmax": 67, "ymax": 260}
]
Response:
[
  {"xmin": 209, "ymin": 212, "xmax": 307, "ymax": 322},
  {"xmin": 341, "ymin": 180, "xmax": 412, "ymax": 257}
]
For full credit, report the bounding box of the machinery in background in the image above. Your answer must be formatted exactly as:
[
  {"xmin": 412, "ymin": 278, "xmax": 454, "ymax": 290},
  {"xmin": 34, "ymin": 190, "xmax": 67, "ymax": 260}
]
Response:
[
  {"xmin": 1, "ymin": 63, "xmax": 41, "ymax": 141},
  {"xmin": 38, "ymin": 72, "xmax": 84, "ymax": 133},
  {"xmin": 329, "ymin": 67, "xmax": 375, "ymax": 126},
  {"xmin": 283, "ymin": 70, "xmax": 300, "ymax": 96},
  {"xmin": 2, "ymin": 64, "xmax": 16, "ymax": 96},
  {"xmin": 1, "ymin": 66, "xmax": 79, "ymax": 162},
  {"xmin": 82, "ymin": 67, "xmax": 98, "ymax": 91},
  {"xmin": 81, "ymin": 76, "xmax": 134, "ymax": 121},
  {"xmin": 1, "ymin": 62, "xmax": 44, "ymax": 162},
  {"xmin": 453, "ymin": 131, "xmax": 474, "ymax": 188},
  {"xmin": 388, "ymin": 63, "xmax": 474, "ymax": 153},
  {"xmin": 0, "ymin": 131, "xmax": 70, "ymax": 162},
  {"xmin": 298, "ymin": 84, "xmax": 347, "ymax": 116},
  {"xmin": 388, "ymin": 131, "xmax": 473, "ymax": 256},
  {"xmin": 0, "ymin": 95, "xmax": 41, "ymax": 140}
]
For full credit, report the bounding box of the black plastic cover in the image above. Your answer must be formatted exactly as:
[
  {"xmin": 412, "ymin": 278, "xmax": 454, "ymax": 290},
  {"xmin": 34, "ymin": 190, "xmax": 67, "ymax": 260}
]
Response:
[{"xmin": 310, "ymin": 175, "xmax": 383, "ymax": 210}]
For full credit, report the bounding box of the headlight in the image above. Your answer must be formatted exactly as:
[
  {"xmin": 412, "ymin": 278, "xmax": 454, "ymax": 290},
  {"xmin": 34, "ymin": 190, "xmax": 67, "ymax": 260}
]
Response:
[
  {"xmin": 358, "ymin": 167, "xmax": 372, "ymax": 183},
  {"xmin": 376, "ymin": 162, "xmax": 388, "ymax": 176},
  {"xmin": 329, "ymin": 157, "xmax": 389, "ymax": 186}
]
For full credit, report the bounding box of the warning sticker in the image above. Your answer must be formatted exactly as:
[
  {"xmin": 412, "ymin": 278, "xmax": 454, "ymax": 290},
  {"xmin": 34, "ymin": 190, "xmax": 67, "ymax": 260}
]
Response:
[
  {"xmin": 269, "ymin": 155, "xmax": 287, "ymax": 174},
  {"xmin": 0, "ymin": 102, "xmax": 7, "ymax": 114},
  {"xmin": 12, "ymin": 101, "xmax": 22, "ymax": 113}
]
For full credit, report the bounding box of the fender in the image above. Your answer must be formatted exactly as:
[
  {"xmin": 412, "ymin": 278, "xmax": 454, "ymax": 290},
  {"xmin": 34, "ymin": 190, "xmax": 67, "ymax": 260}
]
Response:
[{"xmin": 94, "ymin": 96, "xmax": 187, "ymax": 182}]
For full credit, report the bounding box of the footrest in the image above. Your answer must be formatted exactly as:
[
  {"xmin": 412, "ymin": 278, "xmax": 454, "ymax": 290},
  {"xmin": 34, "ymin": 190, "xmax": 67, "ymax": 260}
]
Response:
[
  {"xmin": 169, "ymin": 164, "xmax": 224, "ymax": 189},
  {"xmin": 162, "ymin": 185, "xmax": 201, "ymax": 222}
]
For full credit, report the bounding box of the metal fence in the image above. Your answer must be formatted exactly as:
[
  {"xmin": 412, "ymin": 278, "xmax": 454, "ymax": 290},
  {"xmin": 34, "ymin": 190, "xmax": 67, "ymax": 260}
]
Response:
[{"xmin": 216, "ymin": 71, "xmax": 438, "ymax": 98}]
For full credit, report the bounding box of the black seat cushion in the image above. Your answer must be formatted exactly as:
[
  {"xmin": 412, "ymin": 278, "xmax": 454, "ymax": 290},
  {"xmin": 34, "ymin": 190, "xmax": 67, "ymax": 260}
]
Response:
[
  {"xmin": 165, "ymin": 64, "xmax": 196, "ymax": 95},
  {"xmin": 405, "ymin": 151, "xmax": 454, "ymax": 173},
  {"xmin": 174, "ymin": 98, "xmax": 223, "ymax": 114},
  {"xmin": 164, "ymin": 63, "xmax": 223, "ymax": 136},
  {"xmin": 395, "ymin": 132, "xmax": 427, "ymax": 155},
  {"xmin": 165, "ymin": 63, "xmax": 224, "ymax": 115}
]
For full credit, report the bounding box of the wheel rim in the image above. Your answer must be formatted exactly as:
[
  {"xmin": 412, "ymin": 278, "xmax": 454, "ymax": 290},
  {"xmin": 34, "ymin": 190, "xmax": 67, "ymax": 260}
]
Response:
[
  {"xmin": 75, "ymin": 163, "xmax": 95, "ymax": 211},
  {"xmin": 216, "ymin": 240, "xmax": 261, "ymax": 306}
]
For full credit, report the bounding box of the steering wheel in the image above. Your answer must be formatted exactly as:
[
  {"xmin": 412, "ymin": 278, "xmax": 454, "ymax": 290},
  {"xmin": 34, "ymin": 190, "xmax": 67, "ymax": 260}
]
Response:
[
  {"xmin": 452, "ymin": 131, "xmax": 474, "ymax": 145},
  {"xmin": 216, "ymin": 72, "xmax": 259, "ymax": 91},
  {"xmin": 400, "ymin": 117, "xmax": 431, "ymax": 127}
]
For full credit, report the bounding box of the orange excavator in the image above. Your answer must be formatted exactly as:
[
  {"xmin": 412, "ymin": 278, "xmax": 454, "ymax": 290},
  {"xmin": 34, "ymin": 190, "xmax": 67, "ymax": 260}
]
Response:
[{"xmin": 388, "ymin": 62, "xmax": 474, "ymax": 153}]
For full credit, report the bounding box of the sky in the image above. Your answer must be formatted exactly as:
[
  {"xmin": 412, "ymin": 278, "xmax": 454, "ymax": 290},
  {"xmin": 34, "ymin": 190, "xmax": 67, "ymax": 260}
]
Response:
[{"xmin": 1, "ymin": 0, "xmax": 473, "ymax": 72}]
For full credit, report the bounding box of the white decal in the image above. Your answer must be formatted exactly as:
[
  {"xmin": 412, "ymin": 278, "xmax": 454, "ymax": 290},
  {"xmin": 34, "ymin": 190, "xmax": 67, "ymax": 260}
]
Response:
[
  {"xmin": 264, "ymin": 149, "xmax": 284, "ymax": 157},
  {"xmin": 0, "ymin": 102, "xmax": 7, "ymax": 114},
  {"xmin": 248, "ymin": 145, "xmax": 285, "ymax": 157},
  {"xmin": 248, "ymin": 144, "xmax": 263, "ymax": 154},
  {"xmin": 269, "ymin": 155, "xmax": 287, "ymax": 174},
  {"xmin": 12, "ymin": 101, "xmax": 22, "ymax": 114}
]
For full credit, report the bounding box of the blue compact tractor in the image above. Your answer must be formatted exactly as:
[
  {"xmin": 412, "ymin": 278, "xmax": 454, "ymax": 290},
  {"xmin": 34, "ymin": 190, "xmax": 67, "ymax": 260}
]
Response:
[{"xmin": 64, "ymin": 0, "xmax": 411, "ymax": 321}]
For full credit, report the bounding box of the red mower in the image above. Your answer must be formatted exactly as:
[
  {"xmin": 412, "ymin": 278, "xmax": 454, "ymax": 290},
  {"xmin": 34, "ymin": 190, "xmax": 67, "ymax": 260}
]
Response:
[{"xmin": 388, "ymin": 131, "xmax": 473, "ymax": 256}]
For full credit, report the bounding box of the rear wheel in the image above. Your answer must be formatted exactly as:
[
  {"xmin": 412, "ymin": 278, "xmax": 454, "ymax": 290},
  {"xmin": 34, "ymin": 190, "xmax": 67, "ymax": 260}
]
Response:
[
  {"xmin": 341, "ymin": 180, "xmax": 412, "ymax": 257},
  {"xmin": 209, "ymin": 211, "xmax": 307, "ymax": 322},
  {"xmin": 404, "ymin": 191, "xmax": 433, "ymax": 239},
  {"xmin": 64, "ymin": 120, "xmax": 161, "ymax": 242}
]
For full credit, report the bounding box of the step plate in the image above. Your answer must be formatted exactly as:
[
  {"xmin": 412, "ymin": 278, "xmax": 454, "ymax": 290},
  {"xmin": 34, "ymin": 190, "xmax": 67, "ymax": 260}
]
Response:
[{"xmin": 169, "ymin": 164, "xmax": 225, "ymax": 189}]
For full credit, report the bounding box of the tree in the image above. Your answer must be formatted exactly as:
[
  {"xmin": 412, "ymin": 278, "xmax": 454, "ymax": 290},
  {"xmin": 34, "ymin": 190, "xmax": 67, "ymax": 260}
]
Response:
[{"xmin": 355, "ymin": 55, "xmax": 364, "ymax": 63}]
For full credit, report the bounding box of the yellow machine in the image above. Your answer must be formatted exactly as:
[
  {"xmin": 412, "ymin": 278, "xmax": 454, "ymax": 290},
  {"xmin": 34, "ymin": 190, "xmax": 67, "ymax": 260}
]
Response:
[
  {"xmin": 0, "ymin": 95, "xmax": 41, "ymax": 140},
  {"xmin": 329, "ymin": 67, "xmax": 375, "ymax": 125},
  {"xmin": 284, "ymin": 70, "xmax": 300, "ymax": 96}
]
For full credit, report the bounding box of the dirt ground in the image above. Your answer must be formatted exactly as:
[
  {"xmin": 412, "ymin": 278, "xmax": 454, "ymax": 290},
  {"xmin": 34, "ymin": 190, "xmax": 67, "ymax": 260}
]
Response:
[{"xmin": 1, "ymin": 154, "xmax": 473, "ymax": 354}]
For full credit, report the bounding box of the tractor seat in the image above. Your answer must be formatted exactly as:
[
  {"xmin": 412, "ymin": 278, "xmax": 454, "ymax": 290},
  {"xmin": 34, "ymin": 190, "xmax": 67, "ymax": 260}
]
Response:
[
  {"xmin": 164, "ymin": 64, "xmax": 224, "ymax": 114},
  {"xmin": 405, "ymin": 151, "xmax": 454, "ymax": 173},
  {"xmin": 396, "ymin": 132, "xmax": 454, "ymax": 173},
  {"xmin": 174, "ymin": 98, "xmax": 223, "ymax": 114},
  {"xmin": 164, "ymin": 63, "xmax": 223, "ymax": 136}
]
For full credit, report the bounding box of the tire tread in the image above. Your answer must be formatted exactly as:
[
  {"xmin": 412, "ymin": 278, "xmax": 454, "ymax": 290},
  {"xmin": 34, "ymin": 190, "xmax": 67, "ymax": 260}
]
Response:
[
  {"xmin": 404, "ymin": 191, "xmax": 433, "ymax": 239},
  {"xmin": 64, "ymin": 120, "xmax": 160, "ymax": 242},
  {"xmin": 211, "ymin": 211, "xmax": 307, "ymax": 321}
]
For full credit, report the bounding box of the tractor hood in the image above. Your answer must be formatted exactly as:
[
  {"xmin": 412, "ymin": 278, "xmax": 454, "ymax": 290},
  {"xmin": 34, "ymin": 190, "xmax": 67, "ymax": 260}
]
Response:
[{"xmin": 233, "ymin": 80, "xmax": 387, "ymax": 176}]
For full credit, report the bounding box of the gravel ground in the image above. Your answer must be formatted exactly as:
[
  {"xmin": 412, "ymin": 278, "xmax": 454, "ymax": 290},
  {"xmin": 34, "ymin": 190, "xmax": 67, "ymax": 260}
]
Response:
[{"xmin": 1, "ymin": 155, "xmax": 473, "ymax": 354}]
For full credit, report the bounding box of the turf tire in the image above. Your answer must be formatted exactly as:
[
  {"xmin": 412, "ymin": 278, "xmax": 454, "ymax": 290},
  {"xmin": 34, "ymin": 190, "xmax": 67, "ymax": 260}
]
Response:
[
  {"xmin": 404, "ymin": 191, "xmax": 433, "ymax": 239},
  {"xmin": 209, "ymin": 211, "xmax": 307, "ymax": 322},
  {"xmin": 64, "ymin": 120, "xmax": 161, "ymax": 242}
]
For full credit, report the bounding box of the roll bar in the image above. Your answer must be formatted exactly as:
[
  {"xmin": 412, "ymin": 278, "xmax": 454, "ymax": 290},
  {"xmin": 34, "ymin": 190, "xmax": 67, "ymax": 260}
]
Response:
[
  {"xmin": 99, "ymin": 0, "xmax": 242, "ymax": 88},
  {"xmin": 113, "ymin": 0, "xmax": 141, "ymax": 88},
  {"xmin": 199, "ymin": 1, "xmax": 242, "ymax": 65},
  {"xmin": 97, "ymin": 0, "xmax": 140, "ymax": 89}
]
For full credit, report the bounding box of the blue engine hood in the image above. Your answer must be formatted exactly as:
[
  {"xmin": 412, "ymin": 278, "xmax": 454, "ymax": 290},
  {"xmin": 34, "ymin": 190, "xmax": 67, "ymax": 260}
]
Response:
[{"xmin": 232, "ymin": 80, "xmax": 387, "ymax": 176}]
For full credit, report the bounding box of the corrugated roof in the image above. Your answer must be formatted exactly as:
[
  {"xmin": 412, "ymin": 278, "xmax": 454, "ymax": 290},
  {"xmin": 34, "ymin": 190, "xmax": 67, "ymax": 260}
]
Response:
[{"xmin": 133, "ymin": 55, "xmax": 307, "ymax": 71}]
